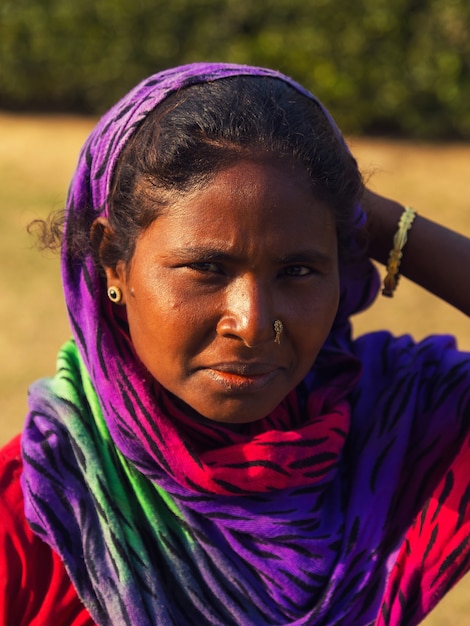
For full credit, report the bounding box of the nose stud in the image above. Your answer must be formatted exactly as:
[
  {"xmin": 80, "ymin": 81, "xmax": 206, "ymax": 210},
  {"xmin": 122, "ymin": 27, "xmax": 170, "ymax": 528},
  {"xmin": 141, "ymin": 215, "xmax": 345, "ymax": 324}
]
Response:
[{"xmin": 273, "ymin": 319, "xmax": 283, "ymax": 344}]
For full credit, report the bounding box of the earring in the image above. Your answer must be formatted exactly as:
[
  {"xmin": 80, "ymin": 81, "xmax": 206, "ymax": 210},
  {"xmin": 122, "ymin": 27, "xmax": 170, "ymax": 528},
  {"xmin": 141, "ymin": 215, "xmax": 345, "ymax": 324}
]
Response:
[
  {"xmin": 273, "ymin": 319, "xmax": 283, "ymax": 344},
  {"xmin": 107, "ymin": 286, "xmax": 122, "ymax": 304}
]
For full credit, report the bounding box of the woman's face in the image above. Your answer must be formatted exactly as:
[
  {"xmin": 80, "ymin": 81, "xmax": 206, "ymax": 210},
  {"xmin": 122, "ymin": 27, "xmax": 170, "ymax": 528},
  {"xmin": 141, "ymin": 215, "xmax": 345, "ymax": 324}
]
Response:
[{"xmin": 107, "ymin": 158, "xmax": 339, "ymax": 423}]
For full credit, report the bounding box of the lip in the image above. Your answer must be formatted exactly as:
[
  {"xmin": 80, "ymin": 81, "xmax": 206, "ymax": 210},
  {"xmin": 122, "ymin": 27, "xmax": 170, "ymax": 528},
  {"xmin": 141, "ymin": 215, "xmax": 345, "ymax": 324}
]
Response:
[
  {"xmin": 208, "ymin": 361, "xmax": 280, "ymax": 375},
  {"xmin": 203, "ymin": 362, "xmax": 282, "ymax": 392}
]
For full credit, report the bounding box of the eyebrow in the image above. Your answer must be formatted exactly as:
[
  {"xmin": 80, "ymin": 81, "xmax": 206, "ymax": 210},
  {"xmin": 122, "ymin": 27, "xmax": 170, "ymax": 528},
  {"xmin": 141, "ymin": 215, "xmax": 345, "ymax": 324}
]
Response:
[
  {"xmin": 169, "ymin": 246, "xmax": 335, "ymax": 264},
  {"xmin": 169, "ymin": 247, "xmax": 236, "ymax": 261},
  {"xmin": 277, "ymin": 251, "xmax": 335, "ymax": 264}
]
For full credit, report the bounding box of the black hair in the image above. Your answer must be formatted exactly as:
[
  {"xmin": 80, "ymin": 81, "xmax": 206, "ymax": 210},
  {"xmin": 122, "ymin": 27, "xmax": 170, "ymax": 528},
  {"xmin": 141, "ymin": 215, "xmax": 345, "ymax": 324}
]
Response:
[{"xmin": 38, "ymin": 75, "xmax": 364, "ymax": 268}]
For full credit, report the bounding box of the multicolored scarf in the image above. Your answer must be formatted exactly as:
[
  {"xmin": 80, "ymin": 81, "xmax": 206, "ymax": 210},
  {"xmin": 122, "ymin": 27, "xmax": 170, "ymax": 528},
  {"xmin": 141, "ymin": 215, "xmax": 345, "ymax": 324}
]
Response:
[{"xmin": 21, "ymin": 64, "xmax": 470, "ymax": 625}]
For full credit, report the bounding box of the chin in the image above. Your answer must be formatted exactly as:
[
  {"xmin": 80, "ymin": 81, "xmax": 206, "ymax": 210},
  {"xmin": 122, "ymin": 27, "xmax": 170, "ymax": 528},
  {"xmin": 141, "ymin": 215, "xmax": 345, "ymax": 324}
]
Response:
[
  {"xmin": 162, "ymin": 379, "xmax": 292, "ymax": 425},
  {"xmin": 195, "ymin": 398, "xmax": 284, "ymax": 425}
]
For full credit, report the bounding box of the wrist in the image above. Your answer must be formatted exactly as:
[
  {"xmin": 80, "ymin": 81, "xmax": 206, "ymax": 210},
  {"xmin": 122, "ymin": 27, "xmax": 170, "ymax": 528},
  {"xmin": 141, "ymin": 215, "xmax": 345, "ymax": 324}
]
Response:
[{"xmin": 361, "ymin": 189, "xmax": 405, "ymax": 265}]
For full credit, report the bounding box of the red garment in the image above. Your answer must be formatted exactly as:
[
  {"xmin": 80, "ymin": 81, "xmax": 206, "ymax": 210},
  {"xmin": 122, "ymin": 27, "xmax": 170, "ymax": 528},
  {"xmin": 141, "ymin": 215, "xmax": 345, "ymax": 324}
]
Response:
[{"xmin": 0, "ymin": 435, "xmax": 94, "ymax": 626}]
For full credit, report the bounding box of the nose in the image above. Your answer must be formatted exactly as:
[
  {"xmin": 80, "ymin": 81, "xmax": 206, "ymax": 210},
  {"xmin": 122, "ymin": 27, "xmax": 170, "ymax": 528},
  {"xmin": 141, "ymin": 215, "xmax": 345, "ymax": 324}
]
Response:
[{"xmin": 217, "ymin": 275, "xmax": 274, "ymax": 347}]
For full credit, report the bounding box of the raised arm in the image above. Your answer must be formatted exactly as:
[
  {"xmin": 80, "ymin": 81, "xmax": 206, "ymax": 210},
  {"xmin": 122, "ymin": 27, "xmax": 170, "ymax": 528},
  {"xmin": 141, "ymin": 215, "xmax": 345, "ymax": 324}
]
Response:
[{"xmin": 362, "ymin": 188, "xmax": 470, "ymax": 316}]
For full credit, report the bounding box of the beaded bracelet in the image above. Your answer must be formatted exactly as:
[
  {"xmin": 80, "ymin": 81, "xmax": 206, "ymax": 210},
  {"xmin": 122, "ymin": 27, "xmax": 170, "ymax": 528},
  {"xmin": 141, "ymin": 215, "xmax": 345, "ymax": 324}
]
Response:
[{"xmin": 382, "ymin": 206, "xmax": 417, "ymax": 297}]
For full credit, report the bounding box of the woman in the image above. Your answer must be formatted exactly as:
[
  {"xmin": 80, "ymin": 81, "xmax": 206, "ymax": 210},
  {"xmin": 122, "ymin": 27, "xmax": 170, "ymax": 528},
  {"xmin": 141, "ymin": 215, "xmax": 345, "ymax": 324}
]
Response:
[{"xmin": 1, "ymin": 62, "xmax": 470, "ymax": 625}]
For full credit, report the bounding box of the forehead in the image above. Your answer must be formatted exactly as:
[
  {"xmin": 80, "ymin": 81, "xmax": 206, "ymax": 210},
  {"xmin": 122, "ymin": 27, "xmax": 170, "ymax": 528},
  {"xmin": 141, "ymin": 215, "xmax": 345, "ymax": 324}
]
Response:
[{"xmin": 135, "ymin": 159, "xmax": 337, "ymax": 259}]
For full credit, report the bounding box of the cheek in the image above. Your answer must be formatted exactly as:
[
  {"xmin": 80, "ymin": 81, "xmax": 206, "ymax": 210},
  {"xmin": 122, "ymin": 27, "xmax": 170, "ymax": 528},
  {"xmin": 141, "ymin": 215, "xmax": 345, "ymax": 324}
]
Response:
[
  {"xmin": 294, "ymin": 274, "xmax": 339, "ymax": 320},
  {"xmin": 291, "ymin": 280, "xmax": 339, "ymax": 352},
  {"xmin": 127, "ymin": 296, "xmax": 183, "ymax": 346},
  {"xmin": 125, "ymin": 303, "xmax": 183, "ymax": 385},
  {"xmin": 124, "ymin": 279, "xmax": 210, "ymax": 369}
]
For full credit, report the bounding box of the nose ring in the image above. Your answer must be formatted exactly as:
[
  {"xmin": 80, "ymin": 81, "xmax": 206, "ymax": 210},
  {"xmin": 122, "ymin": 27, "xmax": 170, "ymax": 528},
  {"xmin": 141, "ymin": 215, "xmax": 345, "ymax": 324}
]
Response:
[{"xmin": 273, "ymin": 319, "xmax": 283, "ymax": 344}]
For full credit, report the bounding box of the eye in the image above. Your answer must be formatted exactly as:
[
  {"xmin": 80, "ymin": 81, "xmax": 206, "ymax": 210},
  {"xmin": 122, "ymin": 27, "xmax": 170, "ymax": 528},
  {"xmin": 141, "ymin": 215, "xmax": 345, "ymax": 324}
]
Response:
[
  {"xmin": 188, "ymin": 262, "xmax": 222, "ymax": 274},
  {"xmin": 283, "ymin": 265, "xmax": 312, "ymax": 277}
]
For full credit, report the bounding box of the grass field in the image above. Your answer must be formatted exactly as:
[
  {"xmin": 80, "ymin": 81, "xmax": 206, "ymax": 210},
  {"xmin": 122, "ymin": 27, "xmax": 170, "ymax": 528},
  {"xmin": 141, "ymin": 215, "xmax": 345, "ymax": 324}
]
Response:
[{"xmin": 1, "ymin": 113, "xmax": 470, "ymax": 623}]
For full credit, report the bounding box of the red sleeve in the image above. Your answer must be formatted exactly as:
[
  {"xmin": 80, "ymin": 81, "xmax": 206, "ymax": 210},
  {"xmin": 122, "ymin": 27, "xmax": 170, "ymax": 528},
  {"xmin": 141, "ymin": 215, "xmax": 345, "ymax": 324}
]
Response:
[{"xmin": 0, "ymin": 435, "xmax": 95, "ymax": 626}]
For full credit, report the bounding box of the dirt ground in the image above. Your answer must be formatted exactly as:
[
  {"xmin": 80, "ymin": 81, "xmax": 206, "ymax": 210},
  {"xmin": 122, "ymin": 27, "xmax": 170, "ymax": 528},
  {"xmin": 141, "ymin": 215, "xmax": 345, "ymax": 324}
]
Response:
[{"xmin": 1, "ymin": 115, "xmax": 469, "ymax": 623}]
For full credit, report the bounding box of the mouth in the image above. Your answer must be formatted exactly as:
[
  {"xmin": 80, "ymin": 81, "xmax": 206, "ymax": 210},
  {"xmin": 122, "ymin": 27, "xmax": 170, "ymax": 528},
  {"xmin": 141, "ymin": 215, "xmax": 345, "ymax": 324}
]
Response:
[{"xmin": 203, "ymin": 362, "xmax": 281, "ymax": 392}]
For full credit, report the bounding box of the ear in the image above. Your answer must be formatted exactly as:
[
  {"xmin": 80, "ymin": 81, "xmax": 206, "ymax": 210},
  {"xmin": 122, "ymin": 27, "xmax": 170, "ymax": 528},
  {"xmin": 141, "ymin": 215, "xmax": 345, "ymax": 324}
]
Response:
[{"xmin": 91, "ymin": 217, "xmax": 128, "ymax": 304}]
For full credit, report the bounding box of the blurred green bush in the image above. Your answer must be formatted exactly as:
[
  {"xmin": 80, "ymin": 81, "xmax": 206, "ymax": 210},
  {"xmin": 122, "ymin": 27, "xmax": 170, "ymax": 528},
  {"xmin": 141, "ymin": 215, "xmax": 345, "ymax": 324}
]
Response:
[{"xmin": 1, "ymin": 0, "xmax": 469, "ymax": 138}]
